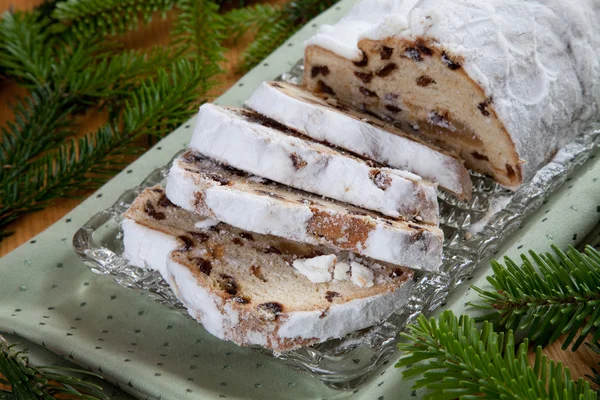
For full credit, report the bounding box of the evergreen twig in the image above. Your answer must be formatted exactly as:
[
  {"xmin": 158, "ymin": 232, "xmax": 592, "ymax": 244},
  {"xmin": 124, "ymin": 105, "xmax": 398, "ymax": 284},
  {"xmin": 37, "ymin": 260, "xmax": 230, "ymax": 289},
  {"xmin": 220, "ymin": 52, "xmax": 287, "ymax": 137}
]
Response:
[
  {"xmin": 0, "ymin": 59, "xmax": 207, "ymax": 238},
  {"xmin": 397, "ymin": 311, "xmax": 597, "ymax": 400},
  {"xmin": 222, "ymin": 3, "xmax": 279, "ymax": 41},
  {"xmin": 470, "ymin": 245, "xmax": 600, "ymax": 351},
  {"xmin": 172, "ymin": 0, "xmax": 226, "ymax": 68},
  {"xmin": 0, "ymin": 336, "xmax": 108, "ymax": 400},
  {"xmin": 240, "ymin": 0, "xmax": 339, "ymax": 71},
  {"xmin": 51, "ymin": 0, "xmax": 177, "ymax": 38}
]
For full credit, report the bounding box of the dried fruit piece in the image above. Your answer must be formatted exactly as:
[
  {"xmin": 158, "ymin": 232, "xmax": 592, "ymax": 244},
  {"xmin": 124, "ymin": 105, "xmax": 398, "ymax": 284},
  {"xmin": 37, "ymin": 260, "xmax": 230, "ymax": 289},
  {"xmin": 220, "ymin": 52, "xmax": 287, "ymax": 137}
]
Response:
[
  {"xmin": 359, "ymin": 86, "xmax": 378, "ymax": 98},
  {"xmin": 317, "ymin": 80, "xmax": 335, "ymax": 96},
  {"xmin": 311, "ymin": 65, "xmax": 330, "ymax": 78},
  {"xmin": 325, "ymin": 291, "xmax": 340, "ymax": 302},
  {"xmin": 442, "ymin": 52, "xmax": 462, "ymax": 70},
  {"xmin": 353, "ymin": 51, "xmax": 369, "ymax": 67},
  {"xmin": 376, "ymin": 63, "xmax": 398, "ymax": 77},
  {"xmin": 416, "ymin": 75, "xmax": 436, "ymax": 87},
  {"xmin": 354, "ymin": 71, "xmax": 374, "ymax": 84},
  {"xmin": 380, "ymin": 46, "xmax": 394, "ymax": 60},
  {"xmin": 144, "ymin": 200, "xmax": 166, "ymax": 220}
]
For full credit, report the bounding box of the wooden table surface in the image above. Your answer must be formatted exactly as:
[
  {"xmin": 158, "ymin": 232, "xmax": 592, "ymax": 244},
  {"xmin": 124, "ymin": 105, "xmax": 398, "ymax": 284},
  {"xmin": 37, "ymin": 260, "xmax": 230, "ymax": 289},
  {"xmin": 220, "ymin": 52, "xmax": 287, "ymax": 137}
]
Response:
[{"xmin": 1, "ymin": 0, "xmax": 598, "ymax": 389}]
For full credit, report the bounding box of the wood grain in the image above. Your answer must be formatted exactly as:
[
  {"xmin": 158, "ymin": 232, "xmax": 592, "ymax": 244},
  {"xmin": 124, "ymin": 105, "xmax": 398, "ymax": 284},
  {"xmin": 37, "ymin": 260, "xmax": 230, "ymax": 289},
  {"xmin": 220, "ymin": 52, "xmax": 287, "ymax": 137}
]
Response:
[{"xmin": 1, "ymin": 0, "xmax": 598, "ymax": 388}]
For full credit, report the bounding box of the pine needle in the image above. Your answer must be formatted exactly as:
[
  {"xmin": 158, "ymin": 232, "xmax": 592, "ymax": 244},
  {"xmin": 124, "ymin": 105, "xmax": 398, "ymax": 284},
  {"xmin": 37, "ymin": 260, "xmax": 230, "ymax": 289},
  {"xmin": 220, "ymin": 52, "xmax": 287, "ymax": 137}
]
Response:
[
  {"xmin": 0, "ymin": 336, "xmax": 108, "ymax": 400},
  {"xmin": 51, "ymin": 0, "xmax": 177, "ymax": 38},
  {"xmin": 470, "ymin": 245, "xmax": 600, "ymax": 351},
  {"xmin": 239, "ymin": 0, "xmax": 340, "ymax": 72},
  {"xmin": 0, "ymin": 59, "xmax": 207, "ymax": 238},
  {"xmin": 397, "ymin": 311, "xmax": 597, "ymax": 400}
]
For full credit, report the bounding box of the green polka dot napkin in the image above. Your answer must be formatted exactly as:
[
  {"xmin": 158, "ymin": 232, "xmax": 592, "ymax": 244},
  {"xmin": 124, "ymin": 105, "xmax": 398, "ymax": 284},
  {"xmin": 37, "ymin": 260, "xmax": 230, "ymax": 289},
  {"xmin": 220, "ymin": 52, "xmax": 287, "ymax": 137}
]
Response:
[{"xmin": 1, "ymin": 1, "xmax": 599, "ymax": 399}]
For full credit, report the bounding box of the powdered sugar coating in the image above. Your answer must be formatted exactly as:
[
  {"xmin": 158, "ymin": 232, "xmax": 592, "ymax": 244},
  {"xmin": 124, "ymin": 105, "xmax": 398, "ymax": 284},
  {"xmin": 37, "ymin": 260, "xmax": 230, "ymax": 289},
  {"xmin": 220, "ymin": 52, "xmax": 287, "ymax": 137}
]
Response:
[
  {"xmin": 292, "ymin": 255, "xmax": 337, "ymax": 283},
  {"xmin": 246, "ymin": 82, "xmax": 471, "ymax": 197},
  {"xmin": 190, "ymin": 104, "xmax": 439, "ymax": 224},
  {"xmin": 306, "ymin": 0, "xmax": 600, "ymax": 181},
  {"xmin": 166, "ymin": 154, "xmax": 444, "ymax": 271}
]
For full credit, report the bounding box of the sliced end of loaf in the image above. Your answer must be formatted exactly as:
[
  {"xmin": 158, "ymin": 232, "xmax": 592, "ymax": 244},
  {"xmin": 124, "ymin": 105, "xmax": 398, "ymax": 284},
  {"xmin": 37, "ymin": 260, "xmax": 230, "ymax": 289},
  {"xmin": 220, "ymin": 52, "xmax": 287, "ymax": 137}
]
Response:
[{"xmin": 304, "ymin": 38, "xmax": 523, "ymax": 188}]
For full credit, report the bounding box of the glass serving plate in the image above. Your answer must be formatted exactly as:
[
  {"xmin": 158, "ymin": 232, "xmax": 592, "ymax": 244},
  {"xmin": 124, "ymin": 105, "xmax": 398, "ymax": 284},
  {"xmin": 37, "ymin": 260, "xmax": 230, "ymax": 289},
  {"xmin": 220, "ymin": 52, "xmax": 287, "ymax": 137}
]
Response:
[{"xmin": 73, "ymin": 60, "xmax": 600, "ymax": 390}]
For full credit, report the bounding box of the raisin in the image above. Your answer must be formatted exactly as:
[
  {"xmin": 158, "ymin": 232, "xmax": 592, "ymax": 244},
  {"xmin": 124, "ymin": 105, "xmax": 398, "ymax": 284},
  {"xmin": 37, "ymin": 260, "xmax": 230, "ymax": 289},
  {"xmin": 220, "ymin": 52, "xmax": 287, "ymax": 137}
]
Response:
[
  {"xmin": 389, "ymin": 268, "xmax": 404, "ymax": 278},
  {"xmin": 178, "ymin": 236, "xmax": 194, "ymax": 251},
  {"xmin": 319, "ymin": 309, "xmax": 329, "ymax": 319},
  {"xmin": 354, "ymin": 71, "xmax": 373, "ymax": 84},
  {"xmin": 472, "ymin": 152, "xmax": 489, "ymax": 161},
  {"xmin": 417, "ymin": 42, "xmax": 434, "ymax": 56},
  {"xmin": 232, "ymin": 238, "xmax": 244, "ymax": 246},
  {"xmin": 272, "ymin": 82, "xmax": 283, "ymax": 88},
  {"xmin": 219, "ymin": 274, "xmax": 238, "ymax": 295},
  {"xmin": 359, "ymin": 86, "xmax": 378, "ymax": 98},
  {"xmin": 405, "ymin": 47, "xmax": 423, "ymax": 62},
  {"xmin": 144, "ymin": 200, "xmax": 165, "ymax": 220},
  {"xmin": 317, "ymin": 80, "xmax": 335, "ymax": 96},
  {"xmin": 240, "ymin": 232, "xmax": 254, "ymax": 241},
  {"xmin": 376, "ymin": 63, "xmax": 398, "ymax": 78},
  {"xmin": 190, "ymin": 257, "xmax": 212, "ymax": 276},
  {"xmin": 416, "ymin": 75, "xmax": 436, "ymax": 87},
  {"xmin": 441, "ymin": 52, "xmax": 461, "ymax": 70},
  {"xmin": 208, "ymin": 173, "xmax": 230, "ymax": 186},
  {"xmin": 311, "ymin": 65, "xmax": 330, "ymax": 78},
  {"xmin": 257, "ymin": 302, "xmax": 283, "ymax": 321},
  {"xmin": 232, "ymin": 296, "xmax": 251, "ymax": 304},
  {"xmin": 369, "ymin": 170, "xmax": 392, "ymax": 190},
  {"xmin": 385, "ymin": 105, "xmax": 402, "ymax": 114},
  {"xmin": 380, "ymin": 46, "xmax": 393, "ymax": 60},
  {"xmin": 290, "ymin": 153, "xmax": 308, "ymax": 169},
  {"xmin": 352, "ymin": 51, "xmax": 368, "ymax": 67},
  {"xmin": 188, "ymin": 231, "xmax": 209, "ymax": 242},
  {"xmin": 478, "ymin": 97, "xmax": 493, "ymax": 117},
  {"xmin": 325, "ymin": 291, "xmax": 340, "ymax": 302},
  {"xmin": 157, "ymin": 194, "xmax": 176, "ymax": 208}
]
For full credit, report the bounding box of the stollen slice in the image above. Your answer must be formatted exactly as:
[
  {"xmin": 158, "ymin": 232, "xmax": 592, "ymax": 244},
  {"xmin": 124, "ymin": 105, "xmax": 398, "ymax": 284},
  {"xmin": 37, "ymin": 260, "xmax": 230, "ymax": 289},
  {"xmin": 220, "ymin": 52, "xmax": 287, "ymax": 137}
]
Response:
[
  {"xmin": 165, "ymin": 151, "xmax": 444, "ymax": 272},
  {"xmin": 246, "ymin": 81, "xmax": 472, "ymax": 199},
  {"xmin": 122, "ymin": 186, "xmax": 414, "ymax": 353},
  {"xmin": 189, "ymin": 103, "xmax": 439, "ymax": 225}
]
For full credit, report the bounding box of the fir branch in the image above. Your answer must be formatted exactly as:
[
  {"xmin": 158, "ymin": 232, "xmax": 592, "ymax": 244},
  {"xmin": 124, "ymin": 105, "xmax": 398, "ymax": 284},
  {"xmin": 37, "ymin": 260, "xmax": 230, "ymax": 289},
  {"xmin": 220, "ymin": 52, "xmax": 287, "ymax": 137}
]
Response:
[
  {"xmin": 0, "ymin": 88, "xmax": 75, "ymax": 183},
  {"xmin": 0, "ymin": 59, "xmax": 207, "ymax": 237},
  {"xmin": 172, "ymin": 0, "xmax": 226, "ymax": 68},
  {"xmin": 52, "ymin": 0, "xmax": 176, "ymax": 38},
  {"xmin": 0, "ymin": 10, "xmax": 55, "ymax": 86},
  {"xmin": 397, "ymin": 311, "xmax": 597, "ymax": 400},
  {"xmin": 0, "ymin": 336, "xmax": 108, "ymax": 399},
  {"xmin": 222, "ymin": 3, "xmax": 279, "ymax": 41},
  {"xmin": 471, "ymin": 245, "xmax": 600, "ymax": 351},
  {"xmin": 240, "ymin": 0, "xmax": 340, "ymax": 72}
]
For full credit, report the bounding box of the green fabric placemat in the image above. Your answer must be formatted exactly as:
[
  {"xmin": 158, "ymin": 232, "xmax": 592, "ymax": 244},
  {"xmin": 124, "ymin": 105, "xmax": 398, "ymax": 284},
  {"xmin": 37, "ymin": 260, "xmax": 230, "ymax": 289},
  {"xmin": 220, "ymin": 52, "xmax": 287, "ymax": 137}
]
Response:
[{"xmin": 1, "ymin": 0, "xmax": 599, "ymax": 398}]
